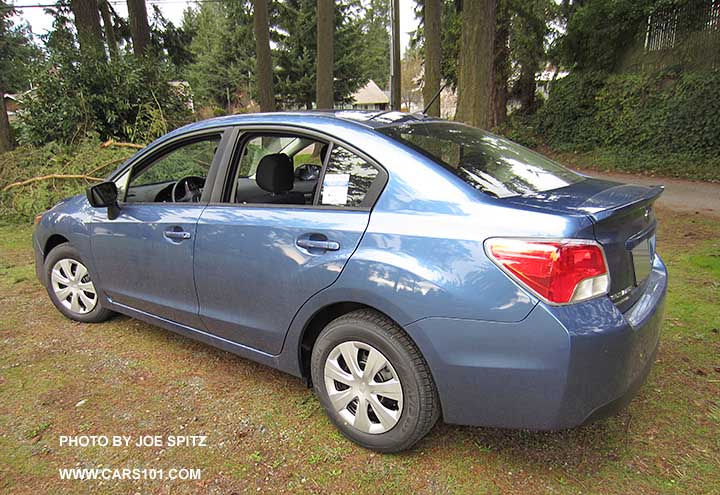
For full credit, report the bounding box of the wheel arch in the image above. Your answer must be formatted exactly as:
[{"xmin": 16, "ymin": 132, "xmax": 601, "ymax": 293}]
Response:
[
  {"xmin": 43, "ymin": 234, "xmax": 69, "ymax": 258},
  {"xmin": 295, "ymin": 301, "xmax": 436, "ymax": 392}
]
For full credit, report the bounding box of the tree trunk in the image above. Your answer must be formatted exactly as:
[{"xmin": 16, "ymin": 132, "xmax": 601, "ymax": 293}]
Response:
[
  {"xmin": 456, "ymin": 0, "xmax": 496, "ymax": 128},
  {"xmin": 0, "ymin": 92, "xmax": 14, "ymax": 153},
  {"xmin": 316, "ymin": 0, "xmax": 334, "ymax": 109},
  {"xmin": 422, "ymin": 0, "xmax": 442, "ymax": 117},
  {"xmin": 70, "ymin": 0, "xmax": 104, "ymax": 57},
  {"xmin": 390, "ymin": 0, "xmax": 401, "ymax": 110},
  {"xmin": 517, "ymin": 64, "xmax": 537, "ymax": 114},
  {"xmin": 253, "ymin": 0, "xmax": 276, "ymax": 112},
  {"xmin": 127, "ymin": 0, "xmax": 151, "ymax": 57},
  {"xmin": 99, "ymin": 0, "xmax": 117, "ymax": 59},
  {"xmin": 493, "ymin": 0, "xmax": 510, "ymax": 127}
]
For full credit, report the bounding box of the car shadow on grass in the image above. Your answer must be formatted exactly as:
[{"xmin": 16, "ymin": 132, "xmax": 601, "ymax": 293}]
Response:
[{"xmin": 104, "ymin": 312, "xmax": 631, "ymax": 474}]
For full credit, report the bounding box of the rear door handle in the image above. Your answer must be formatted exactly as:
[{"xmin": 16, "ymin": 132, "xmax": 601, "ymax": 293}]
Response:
[
  {"xmin": 296, "ymin": 239, "xmax": 340, "ymax": 251},
  {"xmin": 164, "ymin": 230, "xmax": 192, "ymax": 240}
]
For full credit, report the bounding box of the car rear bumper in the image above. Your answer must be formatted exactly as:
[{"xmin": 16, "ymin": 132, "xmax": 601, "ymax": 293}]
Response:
[{"xmin": 404, "ymin": 254, "xmax": 667, "ymax": 430}]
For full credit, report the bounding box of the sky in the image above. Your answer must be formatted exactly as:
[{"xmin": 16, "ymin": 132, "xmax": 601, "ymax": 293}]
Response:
[{"xmin": 10, "ymin": 0, "xmax": 420, "ymax": 56}]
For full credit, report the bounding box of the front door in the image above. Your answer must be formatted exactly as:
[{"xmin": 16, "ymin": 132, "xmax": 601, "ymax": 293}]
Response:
[
  {"xmin": 194, "ymin": 133, "xmax": 385, "ymax": 355},
  {"xmin": 90, "ymin": 133, "xmax": 225, "ymax": 328}
]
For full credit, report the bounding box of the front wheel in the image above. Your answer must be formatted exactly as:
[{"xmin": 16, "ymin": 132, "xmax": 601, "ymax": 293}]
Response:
[
  {"xmin": 310, "ymin": 309, "xmax": 440, "ymax": 453},
  {"xmin": 44, "ymin": 243, "xmax": 114, "ymax": 323}
]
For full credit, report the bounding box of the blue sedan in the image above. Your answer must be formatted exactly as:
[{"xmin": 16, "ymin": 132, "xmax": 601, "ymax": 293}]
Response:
[{"xmin": 32, "ymin": 111, "xmax": 667, "ymax": 452}]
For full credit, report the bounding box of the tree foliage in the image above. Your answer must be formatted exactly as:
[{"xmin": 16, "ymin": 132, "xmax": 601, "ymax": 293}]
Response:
[
  {"xmin": 16, "ymin": 9, "xmax": 190, "ymax": 146},
  {"xmin": 275, "ymin": 0, "xmax": 367, "ymax": 108},
  {"xmin": 361, "ymin": 0, "xmax": 391, "ymax": 89},
  {"xmin": 0, "ymin": 2, "xmax": 40, "ymax": 93},
  {"xmin": 553, "ymin": 0, "xmax": 655, "ymax": 72},
  {"xmin": 184, "ymin": 0, "xmax": 255, "ymax": 110},
  {"xmin": 150, "ymin": 6, "xmax": 196, "ymax": 73},
  {"xmin": 509, "ymin": 0, "xmax": 556, "ymax": 114}
]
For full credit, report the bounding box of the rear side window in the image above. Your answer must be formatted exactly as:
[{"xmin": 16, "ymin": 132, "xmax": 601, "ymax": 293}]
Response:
[
  {"xmin": 378, "ymin": 122, "xmax": 584, "ymax": 198},
  {"xmin": 320, "ymin": 146, "xmax": 379, "ymax": 207}
]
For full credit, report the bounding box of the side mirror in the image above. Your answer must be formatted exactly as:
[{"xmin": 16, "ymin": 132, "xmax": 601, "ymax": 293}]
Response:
[{"xmin": 87, "ymin": 182, "xmax": 120, "ymax": 220}]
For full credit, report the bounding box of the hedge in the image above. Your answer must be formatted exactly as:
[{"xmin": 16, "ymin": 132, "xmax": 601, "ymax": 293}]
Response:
[{"xmin": 535, "ymin": 68, "xmax": 720, "ymax": 155}]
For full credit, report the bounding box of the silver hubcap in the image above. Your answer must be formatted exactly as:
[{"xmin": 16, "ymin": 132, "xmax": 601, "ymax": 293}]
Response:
[
  {"xmin": 323, "ymin": 341, "xmax": 403, "ymax": 434},
  {"xmin": 51, "ymin": 259, "xmax": 97, "ymax": 315}
]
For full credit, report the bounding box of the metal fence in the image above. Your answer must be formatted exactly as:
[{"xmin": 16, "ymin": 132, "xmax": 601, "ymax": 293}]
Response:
[{"xmin": 644, "ymin": 0, "xmax": 719, "ymax": 53}]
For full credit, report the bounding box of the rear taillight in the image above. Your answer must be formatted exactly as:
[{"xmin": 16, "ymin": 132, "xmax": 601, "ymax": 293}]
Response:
[{"xmin": 485, "ymin": 238, "xmax": 609, "ymax": 304}]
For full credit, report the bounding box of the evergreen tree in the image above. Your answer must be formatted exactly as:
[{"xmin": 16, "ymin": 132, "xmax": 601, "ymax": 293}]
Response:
[
  {"xmin": 0, "ymin": 1, "xmax": 39, "ymax": 151},
  {"xmin": 361, "ymin": 0, "xmax": 391, "ymax": 89},
  {"xmin": 509, "ymin": 0, "xmax": 556, "ymax": 114},
  {"xmin": 185, "ymin": 0, "xmax": 255, "ymax": 110},
  {"xmin": 127, "ymin": 0, "xmax": 151, "ymax": 56},
  {"xmin": 253, "ymin": 0, "xmax": 276, "ymax": 111},
  {"xmin": 456, "ymin": 0, "xmax": 496, "ymax": 127},
  {"xmin": 275, "ymin": 0, "xmax": 367, "ymax": 109},
  {"xmin": 422, "ymin": 0, "xmax": 441, "ymax": 116},
  {"xmin": 99, "ymin": 0, "xmax": 118, "ymax": 58},
  {"xmin": 69, "ymin": 0, "xmax": 104, "ymax": 57},
  {"xmin": 316, "ymin": 0, "xmax": 334, "ymax": 109},
  {"xmin": 150, "ymin": 6, "xmax": 196, "ymax": 73}
]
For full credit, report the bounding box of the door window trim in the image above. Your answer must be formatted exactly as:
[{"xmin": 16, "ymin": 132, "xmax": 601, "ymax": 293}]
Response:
[{"xmin": 209, "ymin": 124, "xmax": 388, "ymax": 211}]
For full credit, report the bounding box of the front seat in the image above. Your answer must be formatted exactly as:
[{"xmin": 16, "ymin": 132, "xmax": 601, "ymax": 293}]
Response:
[{"xmin": 255, "ymin": 153, "xmax": 306, "ymax": 205}]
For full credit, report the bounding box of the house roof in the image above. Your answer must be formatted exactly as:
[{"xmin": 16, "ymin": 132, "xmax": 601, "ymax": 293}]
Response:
[{"xmin": 352, "ymin": 80, "xmax": 390, "ymax": 105}]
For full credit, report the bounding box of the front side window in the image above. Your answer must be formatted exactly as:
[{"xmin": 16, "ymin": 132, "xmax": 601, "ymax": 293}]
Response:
[
  {"xmin": 124, "ymin": 136, "xmax": 220, "ymax": 203},
  {"xmin": 378, "ymin": 122, "xmax": 584, "ymax": 198},
  {"xmin": 319, "ymin": 146, "xmax": 379, "ymax": 207}
]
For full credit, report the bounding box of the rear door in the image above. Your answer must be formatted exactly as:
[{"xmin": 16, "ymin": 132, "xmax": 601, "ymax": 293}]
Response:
[{"xmin": 193, "ymin": 131, "xmax": 386, "ymax": 355}]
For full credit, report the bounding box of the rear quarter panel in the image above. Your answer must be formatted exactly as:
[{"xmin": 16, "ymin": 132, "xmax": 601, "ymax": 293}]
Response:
[{"xmin": 279, "ymin": 147, "xmax": 597, "ymax": 374}]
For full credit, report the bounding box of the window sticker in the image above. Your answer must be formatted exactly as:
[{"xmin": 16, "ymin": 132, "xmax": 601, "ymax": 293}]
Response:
[{"xmin": 322, "ymin": 173, "xmax": 350, "ymax": 205}]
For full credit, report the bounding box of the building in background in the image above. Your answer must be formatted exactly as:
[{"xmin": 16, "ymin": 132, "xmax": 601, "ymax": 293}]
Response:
[{"xmin": 345, "ymin": 80, "xmax": 389, "ymax": 111}]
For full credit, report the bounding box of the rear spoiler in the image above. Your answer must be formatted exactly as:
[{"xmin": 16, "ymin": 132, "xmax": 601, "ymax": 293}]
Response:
[{"xmin": 590, "ymin": 185, "xmax": 664, "ymax": 223}]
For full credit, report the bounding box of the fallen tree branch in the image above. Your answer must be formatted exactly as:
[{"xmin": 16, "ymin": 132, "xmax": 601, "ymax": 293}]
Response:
[
  {"xmin": 2, "ymin": 174, "xmax": 104, "ymax": 192},
  {"xmin": 100, "ymin": 139, "xmax": 145, "ymax": 150}
]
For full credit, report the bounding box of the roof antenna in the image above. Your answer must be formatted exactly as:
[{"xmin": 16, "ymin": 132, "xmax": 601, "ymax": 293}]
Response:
[{"xmin": 422, "ymin": 82, "xmax": 448, "ymax": 115}]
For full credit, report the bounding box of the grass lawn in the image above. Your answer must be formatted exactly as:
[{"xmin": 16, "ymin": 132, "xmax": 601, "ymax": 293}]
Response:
[{"xmin": 0, "ymin": 208, "xmax": 718, "ymax": 494}]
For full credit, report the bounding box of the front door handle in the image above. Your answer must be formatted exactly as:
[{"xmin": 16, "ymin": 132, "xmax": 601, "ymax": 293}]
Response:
[
  {"xmin": 164, "ymin": 230, "xmax": 192, "ymax": 240},
  {"xmin": 296, "ymin": 239, "xmax": 340, "ymax": 251}
]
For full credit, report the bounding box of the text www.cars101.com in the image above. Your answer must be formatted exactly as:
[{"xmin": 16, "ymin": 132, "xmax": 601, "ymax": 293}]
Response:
[{"xmin": 59, "ymin": 467, "xmax": 201, "ymax": 481}]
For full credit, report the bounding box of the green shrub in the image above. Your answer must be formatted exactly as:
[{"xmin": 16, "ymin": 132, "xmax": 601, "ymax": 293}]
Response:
[
  {"xmin": 534, "ymin": 71, "xmax": 608, "ymax": 152},
  {"xmin": 16, "ymin": 53, "xmax": 192, "ymax": 146},
  {"xmin": 535, "ymin": 68, "xmax": 720, "ymax": 155},
  {"xmin": 502, "ymin": 68, "xmax": 720, "ymax": 181},
  {"xmin": 0, "ymin": 141, "xmax": 136, "ymax": 222}
]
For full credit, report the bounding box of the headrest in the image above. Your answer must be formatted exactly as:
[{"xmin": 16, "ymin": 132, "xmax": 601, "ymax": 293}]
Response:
[{"xmin": 256, "ymin": 153, "xmax": 294, "ymax": 193}]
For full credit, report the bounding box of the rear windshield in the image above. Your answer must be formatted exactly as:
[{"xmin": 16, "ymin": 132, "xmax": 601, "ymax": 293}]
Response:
[{"xmin": 378, "ymin": 121, "xmax": 584, "ymax": 198}]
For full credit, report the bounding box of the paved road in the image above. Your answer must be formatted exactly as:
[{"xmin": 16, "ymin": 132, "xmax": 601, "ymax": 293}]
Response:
[{"xmin": 575, "ymin": 169, "xmax": 720, "ymax": 218}]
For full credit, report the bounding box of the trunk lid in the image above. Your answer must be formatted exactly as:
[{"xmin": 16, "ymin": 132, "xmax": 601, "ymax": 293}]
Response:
[{"xmin": 505, "ymin": 177, "xmax": 663, "ymax": 311}]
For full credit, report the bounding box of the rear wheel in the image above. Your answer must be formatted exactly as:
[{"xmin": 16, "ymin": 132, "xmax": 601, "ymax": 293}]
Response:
[
  {"xmin": 44, "ymin": 243, "xmax": 114, "ymax": 323},
  {"xmin": 311, "ymin": 309, "xmax": 440, "ymax": 453}
]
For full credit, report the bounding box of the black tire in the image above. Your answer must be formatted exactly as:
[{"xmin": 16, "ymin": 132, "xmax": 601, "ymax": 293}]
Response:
[
  {"xmin": 311, "ymin": 309, "xmax": 440, "ymax": 453},
  {"xmin": 44, "ymin": 243, "xmax": 114, "ymax": 323}
]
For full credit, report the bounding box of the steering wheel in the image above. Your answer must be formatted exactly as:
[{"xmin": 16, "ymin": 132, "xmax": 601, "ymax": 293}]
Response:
[
  {"xmin": 295, "ymin": 163, "xmax": 321, "ymax": 181},
  {"xmin": 172, "ymin": 176, "xmax": 205, "ymax": 203}
]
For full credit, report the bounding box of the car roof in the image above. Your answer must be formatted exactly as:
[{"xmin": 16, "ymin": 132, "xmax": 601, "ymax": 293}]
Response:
[
  {"xmin": 180, "ymin": 109, "xmax": 445, "ymax": 133},
  {"xmin": 109, "ymin": 110, "xmax": 447, "ymax": 179}
]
